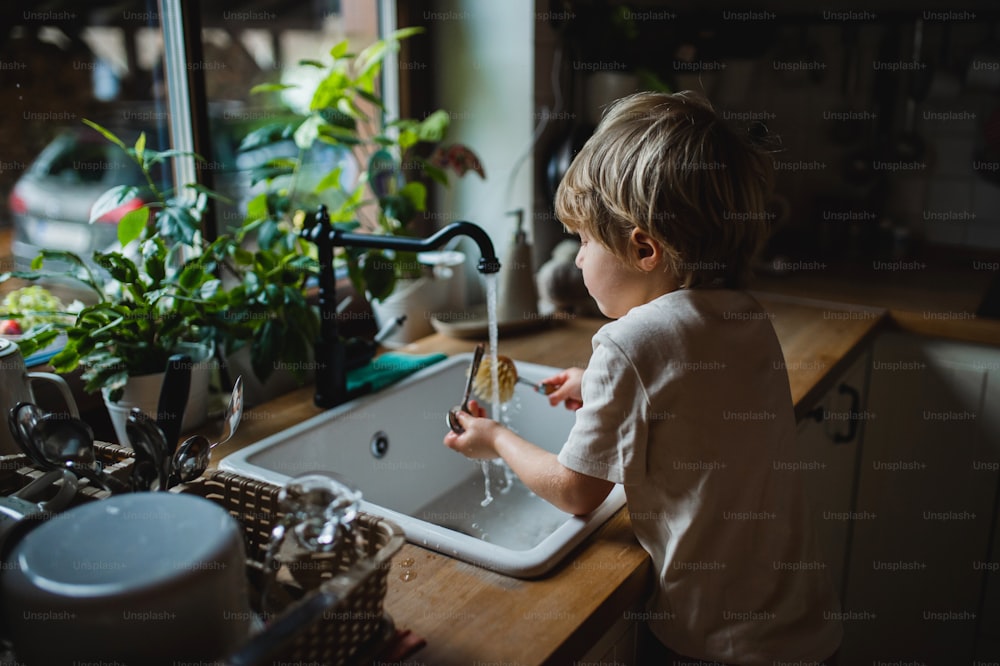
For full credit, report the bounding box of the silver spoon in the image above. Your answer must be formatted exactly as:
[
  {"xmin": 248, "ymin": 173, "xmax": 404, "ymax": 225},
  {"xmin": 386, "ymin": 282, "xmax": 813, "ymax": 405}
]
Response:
[
  {"xmin": 166, "ymin": 377, "xmax": 244, "ymax": 488},
  {"xmin": 168, "ymin": 434, "xmax": 211, "ymax": 487},
  {"xmin": 9, "ymin": 402, "xmax": 48, "ymax": 468},
  {"xmin": 447, "ymin": 343, "xmax": 485, "ymax": 434},
  {"xmin": 216, "ymin": 376, "xmax": 243, "ymax": 449},
  {"xmin": 31, "ymin": 413, "xmax": 126, "ymax": 493}
]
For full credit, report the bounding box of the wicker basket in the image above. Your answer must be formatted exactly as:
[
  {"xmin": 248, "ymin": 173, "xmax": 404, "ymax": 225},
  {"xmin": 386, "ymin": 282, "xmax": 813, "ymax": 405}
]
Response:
[
  {"xmin": 0, "ymin": 441, "xmax": 135, "ymax": 504},
  {"xmin": 172, "ymin": 469, "xmax": 406, "ymax": 666}
]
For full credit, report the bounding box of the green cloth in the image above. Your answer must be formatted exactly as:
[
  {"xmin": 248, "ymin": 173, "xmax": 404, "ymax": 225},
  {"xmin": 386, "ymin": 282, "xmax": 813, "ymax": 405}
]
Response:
[{"xmin": 346, "ymin": 352, "xmax": 448, "ymax": 394}]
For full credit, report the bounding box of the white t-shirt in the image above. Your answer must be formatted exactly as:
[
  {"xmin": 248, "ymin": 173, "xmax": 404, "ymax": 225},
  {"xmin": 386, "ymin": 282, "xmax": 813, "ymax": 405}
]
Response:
[{"xmin": 557, "ymin": 288, "xmax": 843, "ymax": 664}]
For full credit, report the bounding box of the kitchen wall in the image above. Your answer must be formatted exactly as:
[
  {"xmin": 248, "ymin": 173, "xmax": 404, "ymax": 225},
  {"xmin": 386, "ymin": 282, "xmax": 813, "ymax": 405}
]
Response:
[
  {"xmin": 531, "ymin": 2, "xmax": 1000, "ymax": 267},
  {"xmin": 427, "ymin": 0, "xmax": 537, "ymax": 302}
]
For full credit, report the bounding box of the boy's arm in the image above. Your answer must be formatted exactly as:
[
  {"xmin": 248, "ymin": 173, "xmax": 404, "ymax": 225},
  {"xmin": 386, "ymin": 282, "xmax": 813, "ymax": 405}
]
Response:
[
  {"xmin": 492, "ymin": 426, "xmax": 614, "ymax": 516},
  {"xmin": 445, "ymin": 405, "xmax": 614, "ymax": 516}
]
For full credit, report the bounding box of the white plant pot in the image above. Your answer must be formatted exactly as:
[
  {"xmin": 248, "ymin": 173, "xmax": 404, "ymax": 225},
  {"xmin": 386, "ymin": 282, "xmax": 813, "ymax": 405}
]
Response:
[
  {"xmin": 370, "ymin": 251, "xmax": 466, "ymax": 348},
  {"xmin": 225, "ymin": 344, "xmax": 312, "ymax": 409},
  {"xmin": 103, "ymin": 345, "xmax": 215, "ymax": 448}
]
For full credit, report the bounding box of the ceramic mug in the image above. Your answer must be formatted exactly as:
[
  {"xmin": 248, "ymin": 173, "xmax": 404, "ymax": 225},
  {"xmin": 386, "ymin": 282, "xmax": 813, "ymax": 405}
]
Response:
[{"xmin": 0, "ymin": 339, "xmax": 79, "ymax": 456}]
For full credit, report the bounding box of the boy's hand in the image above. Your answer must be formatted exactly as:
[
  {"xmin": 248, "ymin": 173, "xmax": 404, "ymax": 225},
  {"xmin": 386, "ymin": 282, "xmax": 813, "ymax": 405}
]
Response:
[
  {"xmin": 543, "ymin": 367, "xmax": 585, "ymax": 411},
  {"xmin": 443, "ymin": 400, "xmax": 503, "ymax": 459}
]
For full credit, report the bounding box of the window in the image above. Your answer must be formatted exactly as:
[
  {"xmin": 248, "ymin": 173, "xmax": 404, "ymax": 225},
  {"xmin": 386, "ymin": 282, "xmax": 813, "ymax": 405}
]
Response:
[{"xmin": 1, "ymin": 0, "xmax": 383, "ymax": 268}]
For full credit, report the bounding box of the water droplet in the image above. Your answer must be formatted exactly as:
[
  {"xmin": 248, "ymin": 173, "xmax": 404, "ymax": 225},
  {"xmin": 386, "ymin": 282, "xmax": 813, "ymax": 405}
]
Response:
[
  {"xmin": 399, "ymin": 569, "xmax": 417, "ymax": 582},
  {"xmin": 399, "ymin": 557, "xmax": 415, "ymax": 568}
]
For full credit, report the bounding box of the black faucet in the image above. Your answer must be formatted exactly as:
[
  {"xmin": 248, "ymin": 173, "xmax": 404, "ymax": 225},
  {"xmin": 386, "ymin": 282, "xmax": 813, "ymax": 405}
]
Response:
[{"xmin": 303, "ymin": 204, "xmax": 502, "ymax": 408}]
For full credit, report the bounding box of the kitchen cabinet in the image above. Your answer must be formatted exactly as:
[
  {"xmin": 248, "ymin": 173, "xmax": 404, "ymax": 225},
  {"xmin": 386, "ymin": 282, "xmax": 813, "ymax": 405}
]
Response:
[
  {"xmin": 795, "ymin": 350, "xmax": 870, "ymax": 598},
  {"xmin": 840, "ymin": 332, "xmax": 1000, "ymax": 664}
]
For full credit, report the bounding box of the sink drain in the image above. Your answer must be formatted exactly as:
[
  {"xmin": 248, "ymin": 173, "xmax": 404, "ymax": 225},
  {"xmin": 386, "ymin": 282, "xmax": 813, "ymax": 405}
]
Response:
[{"xmin": 370, "ymin": 431, "xmax": 390, "ymax": 458}]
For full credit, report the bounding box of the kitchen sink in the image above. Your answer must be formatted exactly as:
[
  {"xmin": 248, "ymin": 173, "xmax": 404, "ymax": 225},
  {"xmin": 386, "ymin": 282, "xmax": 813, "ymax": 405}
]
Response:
[{"xmin": 219, "ymin": 353, "xmax": 626, "ymax": 577}]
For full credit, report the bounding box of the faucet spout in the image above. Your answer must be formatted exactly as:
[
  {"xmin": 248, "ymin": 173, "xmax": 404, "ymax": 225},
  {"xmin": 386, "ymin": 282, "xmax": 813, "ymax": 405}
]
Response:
[
  {"xmin": 327, "ymin": 222, "xmax": 501, "ymax": 274},
  {"xmin": 303, "ymin": 205, "xmax": 502, "ymax": 408}
]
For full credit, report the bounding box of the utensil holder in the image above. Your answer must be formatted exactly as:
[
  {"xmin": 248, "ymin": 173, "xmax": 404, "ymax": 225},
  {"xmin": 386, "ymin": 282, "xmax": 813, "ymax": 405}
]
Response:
[
  {"xmin": 0, "ymin": 441, "xmax": 135, "ymax": 504},
  {"xmin": 172, "ymin": 469, "xmax": 405, "ymax": 666}
]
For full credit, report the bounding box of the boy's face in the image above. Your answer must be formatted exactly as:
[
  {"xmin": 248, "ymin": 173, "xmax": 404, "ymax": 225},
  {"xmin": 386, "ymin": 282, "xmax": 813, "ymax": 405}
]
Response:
[{"xmin": 574, "ymin": 230, "xmax": 643, "ymax": 319}]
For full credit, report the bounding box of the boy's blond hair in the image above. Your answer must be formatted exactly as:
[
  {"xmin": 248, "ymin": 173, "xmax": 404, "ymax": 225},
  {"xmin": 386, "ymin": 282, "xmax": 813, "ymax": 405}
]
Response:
[{"xmin": 555, "ymin": 91, "xmax": 773, "ymax": 289}]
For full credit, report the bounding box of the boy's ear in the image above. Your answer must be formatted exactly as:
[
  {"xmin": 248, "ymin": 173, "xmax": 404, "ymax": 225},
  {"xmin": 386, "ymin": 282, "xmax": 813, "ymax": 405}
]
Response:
[{"xmin": 629, "ymin": 228, "xmax": 662, "ymax": 270}]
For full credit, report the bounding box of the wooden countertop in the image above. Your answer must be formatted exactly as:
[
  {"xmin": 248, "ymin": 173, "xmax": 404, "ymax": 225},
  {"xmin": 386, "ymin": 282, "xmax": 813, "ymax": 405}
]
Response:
[
  {"xmin": 749, "ymin": 250, "xmax": 1000, "ymax": 346},
  {"xmin": 211, "ymin": 293, "xmax": 887, "ymax": 665}
]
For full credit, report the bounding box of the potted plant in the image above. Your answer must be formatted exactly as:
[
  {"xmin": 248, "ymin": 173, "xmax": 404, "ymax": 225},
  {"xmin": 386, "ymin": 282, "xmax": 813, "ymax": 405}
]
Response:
[
  {"xmin": 238, "ymin": 28, "xmax": 485, "ymax": 343},
  {"xmin": 0, "ymin": 120, "xmax": 313, "ymax": 438}
]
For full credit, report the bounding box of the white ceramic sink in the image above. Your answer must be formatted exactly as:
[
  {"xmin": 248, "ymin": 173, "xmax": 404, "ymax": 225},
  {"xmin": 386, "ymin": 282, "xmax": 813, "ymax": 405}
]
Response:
[{"xmin": 219, "ymin": 353, "xmax": 626, "ymax": 577}]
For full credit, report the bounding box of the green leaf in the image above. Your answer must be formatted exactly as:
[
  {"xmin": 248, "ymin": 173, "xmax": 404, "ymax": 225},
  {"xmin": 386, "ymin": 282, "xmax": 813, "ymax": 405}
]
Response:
[
  {"xmin": 380, "ymin": 194, "xmax": 415, "ymax": 224},
  {"xmin": 310, "ymin": 68, "xmax": 350, "ymax": 111},
  {"xmin": 257, "ymin": 218, "xmax": 281, "ymax": 250},
  {"xmin": 336, "ymin": 96, "xmax": 363, "ymax": 120},
  {"xmin": 387, "ymin": 26, "xmax": 426, "ymax": 42},
  {"xmin": 187, "ymin": 183, "xmax": 233, "ymax": 205},
  {"xmin": 294, "ymin": 114, "xmax": 324, "ymax": 150},
  {"xmin": 399, "ymin": 181, "xmax": 427, "ymax": 212},
  {"xmin": 252, "ymin": 319, "xmax": 278, "ymax": 382},
  {"xmin": 117, "ymin": 207, "xmax": 149, "ymax": 246},
  {"xmin": 421, "ymin": 161, "xmax": 449, "ymax": 186},
  {"xmin": 199, "ymin": 279, "xmax": 222, "ymax": 299},
  {"xmin": 82, "ymin": 119, "xmax": 127, "ymax": 152},
  {"xmin": 143, "ymin": 253, "xmax": 166, "ymax": 284},
  {"xmin": 245, "ymin": 192, "xmax": 269, "ymax": 223},
  {"xmin": 329, "ymin": 40, "xmax": 350, "ymax": 59},
  {"xmin": 318, "ymin": 108, "xmax": 356, "ymax": 130},
  {"xmin": 353, "ymin": 86, "xmax": 385, "ymax": 109},
  {"xmin": 134, "ymin": 132, "xmax": 146, "ymax": 164},
  {"xmin": 239, "ymin": 123, "xmax": 297, "ymax": 152},
  {"xmin": 362, "ymin": 251, "xmax": 397, "ymax": 302},
  {"xmin": 89, "ymin": 185, "xmax": 142, "ymax": 224},
  {"xmin": 263, "ymin": 283, "xmax": 282, "ymax": 305},
  {"xmin": 315, "ymin": 124, "xmax": 362, "ymax": 146},
  {"xmin": 94, "ymin": 252, "xmax": 140, "ymax": 285},
  {"xmin": 396, "ymin": 128, "xmax": 419, "ymax": 152},
  {"xmin": 314, "ymin": 166, "xmax": 344, "ymax": 194},
  {"xmin": 356, "ymin": 40, "xmax": 389, "ymax": 77},
  {"xmin": 418, "ymin": 110, "xmax": 450, "ymax": 142},
  {"xmin": 177, "ymin": 265, "xmax": 205, "ymax": 290},
  {"xmin": 250, "ymin": 82, "xmax": 295, "ymax": 95},
  {"xmin": 144, "ymin": 148, "xmax": 201, "ymax": 167}
]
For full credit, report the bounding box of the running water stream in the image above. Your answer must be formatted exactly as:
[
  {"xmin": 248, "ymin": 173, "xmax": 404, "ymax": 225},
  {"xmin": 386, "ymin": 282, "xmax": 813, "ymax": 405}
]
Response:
[{"xmin": 480, "ymin": 275, "xmax": 512, "ymax": 506}]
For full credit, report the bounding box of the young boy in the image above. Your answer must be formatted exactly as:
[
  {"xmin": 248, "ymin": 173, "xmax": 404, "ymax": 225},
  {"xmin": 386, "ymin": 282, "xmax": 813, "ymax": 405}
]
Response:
[{"xmin": 444, "ymin": 91, "xmax": 842, "ymax": 665}]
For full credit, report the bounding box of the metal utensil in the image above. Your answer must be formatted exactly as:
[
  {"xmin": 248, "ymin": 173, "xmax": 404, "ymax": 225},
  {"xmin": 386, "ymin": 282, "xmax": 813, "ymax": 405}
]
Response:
[
  {"xmin": 8, "ymin": 402, "xmax": 48, "ymax": 467},
  {"xmin": 166, "ymin": 377, "xmax": 244, "ymax": 489},
  {"xmin": 125, "ymin": 408, "xmax": 168, "ymax": 491},
  {"xmin": 167, "ymin": 434, "xmax": 211, "ymax": 488},
  {"xmin": 12, "ymin": 468, "xmax": 79, "ymax": 514},
  {"xmin": 27, "ymin": 412, "xmax": 125, "ymax": 494},
  {"xmin": 0, "ymin": 469, "xmax": 80, "ymax": 561},
  {"xmin": 447, "ymin": 343, "xmax": 485, "ymax": 434},
  {"xmin": 216, "ymin": 376, "xmax": 243, "ymax": 449},
  {"xmin": 155, "ymin": 354, "xmax": 191, "ymax": 458},
  {"xmin": 34, "ymin": 415, "xmax": 96, "ymax": 471}
]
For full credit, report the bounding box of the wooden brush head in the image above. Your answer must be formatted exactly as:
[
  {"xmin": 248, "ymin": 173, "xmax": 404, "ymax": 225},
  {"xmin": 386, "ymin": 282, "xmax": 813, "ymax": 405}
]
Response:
[{"xmin": 473, "ymin": 354, "xmax": 517, "ymax": 403}]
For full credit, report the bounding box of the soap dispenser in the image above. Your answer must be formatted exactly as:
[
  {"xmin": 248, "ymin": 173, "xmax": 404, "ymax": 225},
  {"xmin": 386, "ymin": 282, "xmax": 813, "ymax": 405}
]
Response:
[{"xmin": 497, "ymin": 209, "xmax": 540, "ymax": 322}]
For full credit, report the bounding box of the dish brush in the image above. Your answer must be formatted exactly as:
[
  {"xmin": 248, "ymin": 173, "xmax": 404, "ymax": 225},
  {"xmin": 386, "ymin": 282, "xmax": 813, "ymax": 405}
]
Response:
[{"xmin": 473, "ymin": 354, "xmax": 555, "ymax": 403}]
